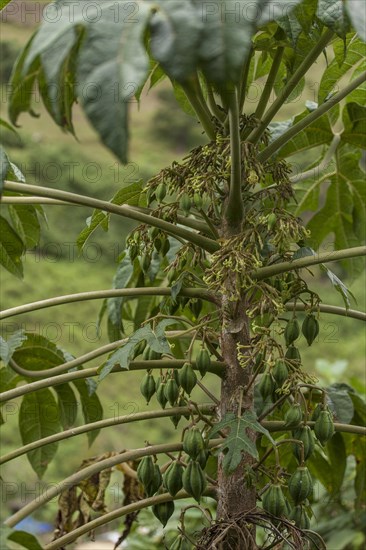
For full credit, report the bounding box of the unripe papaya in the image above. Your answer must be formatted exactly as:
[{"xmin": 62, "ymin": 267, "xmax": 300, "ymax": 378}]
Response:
[
  {"xmin": 133, "ymin": 339, "xmax": 147, "ymax": 358},
  {"xmin": 272, "ymin": 359, "xmax": 289, "ymax": 387},
  {"xmin": 288, "ymin": 466, "xmax": 313, "ymax": 504},
  {"xmin": 182, "ymin": 460, "xmax": 207, "ymax": 503},
  {"xmin": 183, "ymin": 427, "xmax": 205, "ymax": 459},
  {"xmin": 137, "ymin": 456, "xmax": 155, "ymax": 488},
  {"xmin": 289, "ymin": 505, "xmax": 310, "ymax": 529},
  {"xmin": 180, "ymin": 193, "xmax": 191, "ymax": 215},
  {"xmin": 145, "ymin": 463, "xmax": 163, "ymax": 496},
  {"xmin": 163, "ymin": 460, "xmax": 183, "ymax": 497},
  {"xmin": 164, "ymin": 378, "xmax": 180, "ymax": 406},
  {"xmin": 311, "ymin": 403, "xmax": 322, "ymax": 421},
  {"xmin": 152, "ymin": 498, "xmax": 174, "ymax": 526},
  {"xmin": 140, "ymin": 372, "xmax": 156, "ymax": 404},
  {"xmin": 314, "ymin": 410, "xmax": 334, "ymax": 445},
  {"xmin": 155, "ymin": 182, "xmax": 167, "ymax": 203},
  {"xmin": 302, "ymin": 314, "xmax": 319, "ymax": 346},
  {"xmin": 293, "ymin": 425, "xmax": 315, "ymax": 462},
  {"xmin": 193, "ymin": 193, "xmax": 203, "ymax": 209},
  {"xmin": 258, "ymin": 372, "xmax": 275, "ymax": 400},
  {"xmin": 262, "ymin": 484, "xmax": 287, "ymax": 517},
  {"xmin": 156, "ymin": 382, "xmax": 168, "ymax": 409},
  {"xmin": 148, "ymin": 348, "xmax": 162, "ymax": 360},
  {"xmin": 285, "ymin": 345, "xmax": 301, "ymax": 366},
  {"xmin": 195, "ymin": 449, "xmax": 209, "ymax": 470},
  {"xmin": 179, "ymin": 362, "xmax": 197, "ymax": 395},
  {"xmin": 284, "ymin": 318, "xmax": 300, "ymax": 346},
  {"xmin": 170, "ymin": 413, "xmax": 181, "ymax": 428},
  {"xmin": 284, "ymin": 403, "xmax": 303, "ymax": 429},
  {"xmin": 196, "ymin": 348, "xmax": 211, "ymax": 378}
]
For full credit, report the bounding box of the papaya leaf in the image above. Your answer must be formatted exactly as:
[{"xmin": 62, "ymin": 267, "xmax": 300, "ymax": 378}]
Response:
[
  {"xmin": 209, "ymin": 411, "xmax": 274, "ymax": 474},
  {"xmin": 306, "ymin": 148, "xmax": 366, "ymax": 279},
  {"xmin": 77, "ymin": 181, "xmax": 144, "ymax": 250},
  {"xmin": 0, "ymin": 215, "xmax": 25, "ymax": 279},
  {"xmin": 346, "ymin": 0, "xmax": 366, "ymax": 42},
  {"xmin": 72, "ymin": 378, "xmax": 103, "ymax": 446},
  {"xmin": 7, "ymin": 531, "xmax": 43, "ymax": 550},
  {"xmin": 0, "ymin": 330, "xmax": 27, "ymax": 366},
  {"xmin": 316, "ymin": 0, "xmax": 350, "ymax": 38},
  {"xmin": 98, "ymin": 319, "xmax": 177, "ymax": 382},
  {"xmin": 19, "ymin": 389, "xmax": 61, "ymax": 477},
  {"xmin": 327, "ymin": 385, "xmax": 354, "ymax": 423},
  {"xmin": 318, "ymin": 35, "xmax": 366, "ymax": 104},
  {"xmin": 54, "ymin": 383, "xmax": 78, "ymax": 429},
  {"xmin": 326, "ymin": 432, "xmax": 347, "ymax": 494},
  {"xmin": 8, "ymin": 204, "xmax": 41, "ymax": 249},
  {"xmin": 106, "ymin": 253, "xmax": 135, "ymax": 341},
  {"xmin": 12, "ymin": 333, "xmax": 65, "ymax": 373}
]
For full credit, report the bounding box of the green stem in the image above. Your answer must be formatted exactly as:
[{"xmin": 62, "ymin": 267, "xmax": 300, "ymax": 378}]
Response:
[
  {"xmin": 3, "ymin": 181, "xmax": 219, "ymax": 253},
  {"xmin": 0, "ymin": 196, "xmax": 212, "ymax": 236},
  {"xmin": 181, "ymin": 79, "xmax": 216, "ymax": 140},
  {"xmin": 239, "ymin": 47, "xmax": 253, "ymax": 112},
  {"xmin": 259, "ymin": 70, "xmax": 366, "ymax": 163},
  {"xmin": 224, "ymin": 88, "xmax": 243, "ymax": 229},
  {"xmin": 289, "ymin": 134, "xmax": 341, "ymax": 183},
  {"xmin": 254, "ymin": 46, "xmax": 284, "ymax": 121},
  {"xmin": 0, "ymin": 287, "xmax": 216, "ymax": 320},
  {"xmin": 43, "ymin": 488, "xmax": 217, "ymax": 550},
  {"xmin": 0, "ymin": 360, "xmax": 225, "ymax": 403},
  {"xmin": 8, "ymin": 339, "xmax": 128, "ymax": 377},
  {"xmin": 285, "ymin": 302, "xmax": 366, "ymax": 322},
  {"xmin": 0, "ymin": 404, "xmax": 216, "ymax": 465},
  {"xmin": 255, "ymin": 246, "xmax": 366, "ymax": 280},
  {"xmin": 4, "ymin": 440, "xmax": 222, "ymax": 529},
  {"xmin": 207, "ymin": 85, "xmax": 225, "ymax": 121},
  {"xmin": 246, "ymin": 28, "xmax": 334, "ymax": 144}
]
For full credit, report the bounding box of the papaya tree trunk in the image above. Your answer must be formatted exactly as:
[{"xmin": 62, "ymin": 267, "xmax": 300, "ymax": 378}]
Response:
[{"xmin": 216, "ymin": 219, "xmax": 258, "ymax": 548}]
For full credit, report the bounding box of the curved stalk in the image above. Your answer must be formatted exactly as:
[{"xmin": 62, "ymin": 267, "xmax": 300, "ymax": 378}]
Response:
[
  {"xmin": 285, "ymin": 302, "xmax": 366, "ymax": 322},
  {"xmin": 259, "ymin": 70, "xmax": 366, "ymax": 163},
  {"xmin": 8, "ymin": 328, "xmax": 210, "ymax": 378},
  {"xmin": 3, "ymin": 181, "xmax": 219, "ymax": 253},
  {"xmin": 224, "ymin": 88, "xmax": 243, "ymax": 229},
  {"xmin": 289, "ymin": 134, "xmax": 341, "ymax": 183},
  {"xmin": 43, "ymin": 488, "xmax": 217, "ymax": 550},
  {"xmin": 4, "ymin": 440, "xmax": 222, "ymax": 529},
  {"xmin": 0, "ymin": 404, "xmax": 216, "ymax": 465},
  {"xmin": 239, "ymin": 46, "xmax": 254, "ymax": 113},
  {"xmin": 0, "ymin": 287, "xmax": 216, "ymax": 320},
  {"xmin": 255, "ymin": 246, "xmax": 366, "ymax": 280},
  {"xmin": 254, "ymin": 46, "xmax": 284, "ymax": 121},
  {"xmin": 0, "ymin": 196, "xmax": 213, "ymax": 236},
  {"xmin": 0, "ymin": 360, "xmax": 225, "ymax": 403},
  {"xmin": 8, "ymin": 339, "xmax": 128, "ymax": 378},
  {"xmin": 246, "ymin": 28, "xmax": 334, "ymax": 144},
  {"xmin": 180, "ymin": 79, "xmax": 216, "ymax": 140}
]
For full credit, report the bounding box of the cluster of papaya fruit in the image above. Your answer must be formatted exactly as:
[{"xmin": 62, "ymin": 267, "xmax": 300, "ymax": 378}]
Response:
[{"xmin": 136, "ymin": 425, "xmax": 209, "ymax": 529}]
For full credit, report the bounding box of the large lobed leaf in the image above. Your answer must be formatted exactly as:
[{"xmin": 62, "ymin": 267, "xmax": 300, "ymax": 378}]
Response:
[
  {"xmin": 209, "ymin": 410, "xmax": 273, "ymax": 474},
  {"xmin": 8, "ymin": 0, "xmax": 306, "ymax": 162}
]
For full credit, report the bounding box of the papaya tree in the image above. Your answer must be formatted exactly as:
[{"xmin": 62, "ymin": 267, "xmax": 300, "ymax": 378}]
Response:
[{"xmin": 1, "ymin": 0, "xmax": 366, "ymax": 548}]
